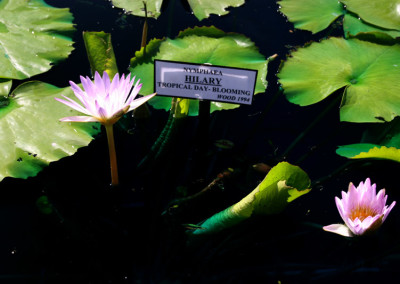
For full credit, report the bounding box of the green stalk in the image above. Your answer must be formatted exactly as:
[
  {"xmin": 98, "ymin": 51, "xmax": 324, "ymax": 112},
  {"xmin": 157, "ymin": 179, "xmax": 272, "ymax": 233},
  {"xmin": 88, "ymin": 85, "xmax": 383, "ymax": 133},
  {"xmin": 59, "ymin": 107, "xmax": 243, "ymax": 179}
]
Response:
[
  {"xmin": 141, "ymin": 1, "xmax": 148, "ymax": 51},
  {"xmin": 105, "ymin": 124, "xmax": 119, "ymax": 186},
  {"xmin": 281, "ymin": 94, "xmax": 341, "ymax": 159}
]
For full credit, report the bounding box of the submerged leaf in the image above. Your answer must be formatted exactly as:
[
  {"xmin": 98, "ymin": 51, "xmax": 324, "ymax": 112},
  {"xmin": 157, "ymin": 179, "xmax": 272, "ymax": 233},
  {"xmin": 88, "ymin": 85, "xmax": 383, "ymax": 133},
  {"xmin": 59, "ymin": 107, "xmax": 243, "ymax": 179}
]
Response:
[
  {"xmin": 36, "ymin": 195, "xmax": 53, "ymax": 215},
  {"xmin": 129, "ymin": 26, "xmax": 270, "ymax": 116},
  {"xmin": 0, "ymin": 0, "xmax": 75, "ymax": 79},
  {"xmin": 0, "ymin": 82, "xmax": 100, "ymax": 181},
  {"xmin": 278, "ymin": 37, "xmax": 400, "ymax": 123}
]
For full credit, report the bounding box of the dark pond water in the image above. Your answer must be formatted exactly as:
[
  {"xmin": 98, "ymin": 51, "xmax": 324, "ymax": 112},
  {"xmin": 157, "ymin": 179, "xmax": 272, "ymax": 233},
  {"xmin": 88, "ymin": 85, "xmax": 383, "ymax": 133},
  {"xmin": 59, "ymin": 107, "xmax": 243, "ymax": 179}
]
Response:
[{"xmin": 1, "ymin": 0, "xmax": 400, "ymax": 283}]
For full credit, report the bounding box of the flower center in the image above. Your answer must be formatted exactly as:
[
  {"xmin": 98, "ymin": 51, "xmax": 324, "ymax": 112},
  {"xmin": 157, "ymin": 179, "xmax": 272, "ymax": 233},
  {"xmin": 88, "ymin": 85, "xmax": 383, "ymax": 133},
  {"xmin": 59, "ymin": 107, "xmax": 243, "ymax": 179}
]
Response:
[{"xmin": 349, "ymin": 205, "xmax": 377, "ymax": 221}]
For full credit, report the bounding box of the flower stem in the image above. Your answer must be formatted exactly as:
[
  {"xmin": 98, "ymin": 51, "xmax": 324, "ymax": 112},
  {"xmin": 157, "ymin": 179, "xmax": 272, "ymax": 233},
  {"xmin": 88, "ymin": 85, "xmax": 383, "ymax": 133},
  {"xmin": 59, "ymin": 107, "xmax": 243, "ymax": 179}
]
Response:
[{"xmin": 105, "ymin": 124, "xmax": 119, "ymax": 186}]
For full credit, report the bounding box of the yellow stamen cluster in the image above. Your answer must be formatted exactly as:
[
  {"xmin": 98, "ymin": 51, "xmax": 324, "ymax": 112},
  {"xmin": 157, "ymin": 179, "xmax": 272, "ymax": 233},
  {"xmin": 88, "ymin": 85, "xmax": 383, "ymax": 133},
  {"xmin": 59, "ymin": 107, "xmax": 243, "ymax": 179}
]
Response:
[{"xmin": 349, "ymin": 205, "xmax": 377, "ymax": 221}]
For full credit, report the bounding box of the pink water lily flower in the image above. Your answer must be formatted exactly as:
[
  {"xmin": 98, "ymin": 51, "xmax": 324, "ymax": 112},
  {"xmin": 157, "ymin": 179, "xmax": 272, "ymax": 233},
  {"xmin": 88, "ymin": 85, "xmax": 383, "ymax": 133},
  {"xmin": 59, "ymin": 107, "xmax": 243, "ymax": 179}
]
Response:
[
  {"xmin": 56, "ymin": 71, "xmax": 155, "ymax": 186},
  {"xmin": 323, "ymin": 178, "xmax": 396, "ymax": 237},
  {"xmin": 56, "ymin": 71, "xmax": 156, "ymax": 125}
]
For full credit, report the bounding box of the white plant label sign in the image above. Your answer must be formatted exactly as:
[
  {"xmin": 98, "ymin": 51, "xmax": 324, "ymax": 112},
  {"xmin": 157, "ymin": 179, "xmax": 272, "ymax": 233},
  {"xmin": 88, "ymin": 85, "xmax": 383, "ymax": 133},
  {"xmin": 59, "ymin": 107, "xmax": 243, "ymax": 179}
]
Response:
[{"xmin": 154, "ymin": 60, "xmax": 257, "ymax": 105}]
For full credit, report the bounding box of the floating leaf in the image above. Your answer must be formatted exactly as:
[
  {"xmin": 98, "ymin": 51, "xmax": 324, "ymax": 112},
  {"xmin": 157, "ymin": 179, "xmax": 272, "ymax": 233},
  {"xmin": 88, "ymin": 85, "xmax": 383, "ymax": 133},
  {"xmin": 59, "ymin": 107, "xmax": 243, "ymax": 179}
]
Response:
[
  {"xmin": 0, "ymin": 0, "xmax": 75, "ymax": 80},
  {"xmin": 129, "ymin": 26, "xmax": 270, "ymax": 116},
  {"xmin": 337, "ymin": 118, "xmax": 400, "ymax": 162},
  {"xmin": 341, "ymin": 0, "xmax": 400, "ymax": 31},
  {"xmin": 191, "ymin": 162, "xmax": 311, "ymax": 235},
  {"xmin": 279, "ymin": 0, "xmax": 400, "ymax": 39},
  {"xmin": 188, "ymin": 0, "xmax": 245, "ymax": 21},
  {"xmin": 337, "ymin": 144, "xmax": 400, "ymax": 163},
  {"xmin": 344, "ymin": 13, "xmax": 400, "ymax": 41},
  {"xmin": 278, "ymin": 37, "xmax": 400, "ymax": 123},
  {"xmin": 111, "ymin": 0, "xmax": 162, "ymax": 19},
  {"xmin": 112, "ymin": 0, "xmax": 244, "ymax": 20},
  {"xmin": 278, "ymin": 0, "xmax": 344, "ymax": 34},
  {"xmin": 0, "ymin": 82, "xmax": 100, "ymax": 181}
]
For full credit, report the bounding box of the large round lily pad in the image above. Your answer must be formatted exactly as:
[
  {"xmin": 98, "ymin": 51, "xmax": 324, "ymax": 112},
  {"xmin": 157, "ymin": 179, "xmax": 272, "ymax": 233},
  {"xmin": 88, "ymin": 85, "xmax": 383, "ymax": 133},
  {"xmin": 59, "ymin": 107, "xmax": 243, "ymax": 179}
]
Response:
[
  {"xmin": 0, "ymin": 0, "xmax": 75, "ymax": 80},
  {"xmin": 129, "ymin": 26, "xmax": 270, "ymax": 116},
  {"xmin": 0, "ymin": 82, "xmax": 100, "ymax": 181},
  {"xmin": 278, "ymin": 37, "xmax": 400, "ymax": 123}
]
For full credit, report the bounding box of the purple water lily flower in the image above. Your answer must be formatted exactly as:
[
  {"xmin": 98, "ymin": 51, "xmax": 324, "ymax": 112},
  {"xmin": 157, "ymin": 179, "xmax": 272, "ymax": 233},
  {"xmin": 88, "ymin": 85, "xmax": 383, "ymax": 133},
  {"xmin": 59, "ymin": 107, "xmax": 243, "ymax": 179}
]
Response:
[
  {"xmin": 56, "ymin": 71, "xmax": 155, "ymax": 125},
  {"xmin": 56, "ymin": 71, "xmax": 155, "ymax": 186},
  {"xmin": 323, "ymin": 178, "xmax": 396, "ymax": 237}
]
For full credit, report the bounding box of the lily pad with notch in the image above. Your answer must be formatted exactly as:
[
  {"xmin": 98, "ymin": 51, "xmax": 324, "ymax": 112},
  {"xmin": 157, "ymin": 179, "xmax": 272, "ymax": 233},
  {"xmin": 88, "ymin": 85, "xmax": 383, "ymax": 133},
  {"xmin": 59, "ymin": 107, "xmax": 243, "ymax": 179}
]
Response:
[{"xmin": 278, "ymin": 37, "xmax": 400, "ymax": 123}]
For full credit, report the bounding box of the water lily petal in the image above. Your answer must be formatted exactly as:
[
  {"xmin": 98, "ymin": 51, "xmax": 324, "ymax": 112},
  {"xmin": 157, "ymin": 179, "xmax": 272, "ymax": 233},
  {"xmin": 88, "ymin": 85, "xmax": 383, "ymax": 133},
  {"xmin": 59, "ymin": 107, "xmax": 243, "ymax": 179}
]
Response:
[
  {"xmin": 323, "ymin": 224, "xmax": 353, "ymax": 237},
  {"xmin": 127, "ymin": 93, "xmax": 157, "ymax": 112},
  {"xmin": 60, "ymin": 116, "xmax": 100, "ymax": 122},
  {"xmin": 55, "ymin": 96, "xmax": 91, "ymax": 116},
  {"xmin": 383, "ymin": 201, "xmax": 396, "ymax": 222}
]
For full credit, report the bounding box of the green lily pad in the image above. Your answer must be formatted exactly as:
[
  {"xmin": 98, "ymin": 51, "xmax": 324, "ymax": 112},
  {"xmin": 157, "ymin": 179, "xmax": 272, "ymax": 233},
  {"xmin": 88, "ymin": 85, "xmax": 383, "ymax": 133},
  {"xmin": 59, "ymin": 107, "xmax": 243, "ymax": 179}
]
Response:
[
  {"xmin": 341, "ymin": 0, "xmax": 400, "ymax": 31},
  {"xmin": 337, "ymin": 118, "xmax": 400, "ymax": 162},
  {"xmin": 192, "ymin": 162, "xmax": 311, "ymax": 235},
  {"xmin": 111, "ymin": 0, "xmax": 162, "ymax": 19},
  {"xmin": 187, "ymin": 0, "xmax": 245, "ymax": 21},
  {"xmin": 279, "ymin": 0, "xmax": 400, "ymax": 39},
  {"xmin": 278, "ymin": 0, "xmax": 344, "ymax": 34},
  {"xmin": 337, "ymin": 144, "xmax": 400, "ymax": 163},
  {"xmin": 278, "ymin": 37, "xmax": 400, "ymax": 123},
  {"xmin": 129, "ymin": 26, "xmax": 270, "ymax": 116},
  {"xmin": 344, "ymin": 13, "xmax": 400, "ymax": 40},
  {"xmin": 0, "ymin": 82, "xmax": 100, "ymax": 181},
  {"xmin": 0, "ymin": 0, "xmax": 75, "ymax": 80},
  {"xmin": 111, "ymin": 0, "xmax": 244, "ymax": 20}
]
